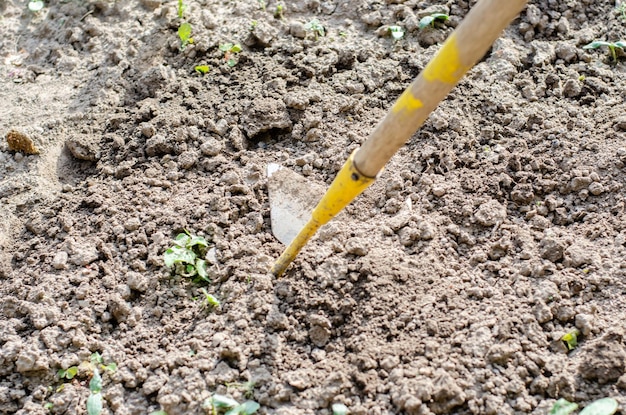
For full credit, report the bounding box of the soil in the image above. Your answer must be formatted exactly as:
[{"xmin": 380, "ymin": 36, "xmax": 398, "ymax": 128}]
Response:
[{"xmin": 1, "ymin": 0, "xmax": 626, "ymax": 414}]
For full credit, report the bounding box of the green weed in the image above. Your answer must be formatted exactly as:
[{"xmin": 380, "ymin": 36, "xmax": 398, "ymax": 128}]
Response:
[
  {"xmin": 274, "ymin": 3, "xmax": 284, "ymax": 19},
  {"xmin": 163, "ymin": 231, "xmax": 210, "ymax": 282},
  {"xmin": 332, "ymin": 403, "xmax": 349, "ymax": 415},
  {"xmin": 28, "ymin": 0, "xmax": 44, "ymax": 11},
  {"xmin": 304, "ymin": 19, "xmax": 325, "ymax": 40},
  {"xmin": 549, "ymin": 397, "xmax": 618, "ymax": 415},
  {"xmin": 219, "ymin": 43, "xmax": 242, "ymax": 67},
  {"xmin": 177, "ymin": 0, "xmax": 185, "ymax": 18},
  {"xmin": 204, "ymin": 394, "xmax": 260, "ymax": 415},
  {"xmin": 388, "ymin": 26, "xmax": 404, "ymax": 40},
  {"xmin": 200, "ymin": 287, "xmax": 220, "ymax": 309},
  {"xmin": 419, "ymin": 12, "xmax": 449, "ymax": 29},
  {"xmin": 617, "ymin": 2, "xmax": 626, "ymax": 21},
  {"xmin": 56, "ymin": 353, "xmax": 117, "ymax": 415},
  {"xmin": 178, "ymin": 22, "xmax": 194, "ymax": 50},
  {"xmin": 195, "ymin": 65, "xmax": 210, "ymax": 74},
  {"xmin": 583, "ymin": 40, "xmax": 626, "ymax": 62},
  {"xmin": 561, "ymin": 329, "xmax": 580, "ymax": 351}
]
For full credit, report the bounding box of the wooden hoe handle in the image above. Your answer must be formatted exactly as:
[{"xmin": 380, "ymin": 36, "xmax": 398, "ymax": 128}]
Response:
[{"xmin": 354, "ymin": 0, "xmax": 529, "ymax": 177}]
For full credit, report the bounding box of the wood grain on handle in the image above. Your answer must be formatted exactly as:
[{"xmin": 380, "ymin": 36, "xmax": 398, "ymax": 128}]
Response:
[{"xmin": 354, "ymin": 0, "xmax": 528, "ymax": 177}]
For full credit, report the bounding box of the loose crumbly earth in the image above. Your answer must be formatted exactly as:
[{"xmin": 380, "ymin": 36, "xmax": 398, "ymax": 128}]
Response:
[{"xmin": 1, "ymin": 0, "xmax": 626, "ymax": 414}]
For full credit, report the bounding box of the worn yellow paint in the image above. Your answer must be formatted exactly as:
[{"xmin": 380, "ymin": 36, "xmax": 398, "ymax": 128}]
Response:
[
  {"xmin": 392, "ymin": 88, "xmax": 424, "ymax": 114},
  {"xmin": 271, "ymin": 150, "xmax": 375, "ymax": 276},
  {"xmin": 423, "ymin": 32, "xmax": 468, "ymax": 84}
]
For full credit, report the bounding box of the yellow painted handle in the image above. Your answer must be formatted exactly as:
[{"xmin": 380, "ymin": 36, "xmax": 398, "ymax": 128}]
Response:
[
  {"xmin": 354, "ymin": 0, "xmax": 528, "ymax": 177},
  {"xmin": 271, "ymin": 150, "xmax": 375, "ymax": 276},
  {"xmin": 271, "ymin": 0, "xmax": 528, "ymax": 276}
]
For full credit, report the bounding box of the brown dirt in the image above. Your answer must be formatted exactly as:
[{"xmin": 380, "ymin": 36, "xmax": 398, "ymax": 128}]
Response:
[{"xmin": 1, "ymin": 0, "xmax": 626, "ymax": 414}]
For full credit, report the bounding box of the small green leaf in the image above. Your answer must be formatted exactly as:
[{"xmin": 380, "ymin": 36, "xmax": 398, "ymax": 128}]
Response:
[
  {"xmin": 178, "ymin": 23, "xmax": 193, "ymax": 49},
  {"xmin": 188, "ymin": 235, "xmax": 208, "ymax": 248},
  {"xmin": 184, "ymin": 263, "xmax": 197, "ymax": 276},
  {"xmin": 230, "ymin": 44, "xmax": 242, "ymax": 53},
  {"xmin": 201, "ymin": 288, "xmax": 220, "ymax": 307},
  {"xmin": 614, "ymin": 40, "xmax": 626, "ymax": 49},
  {"xmin": 227, "ymin": 59, "xmax": 237, "ymax": 67},
  {"xmin": 226, "ymin": 401, "xmax": 260, "ymax": 415},
  {"xmin": 90, "ymin": 352, "xmax": 103, "ymax": 365},
  {"xmin": 195, "ymin": 65, "xmax": 210, "ymax": 74},
  {"xmin": 220, "ymin": 43, "xmax": 234, "ymax": 51},
  {"xmin": 332, "ymin": 403, "xmax": 349, "ymax": 415},
  {"xmin": 89, "ymin": 369, "xmax": 102, "ymax": 394},
  {"xmin": 419, "ymin": 13, "xmax": 449, "ymax": 29},
  {"xmin": 103, "ymin": 362, "xmax": 117, "ymax": 372},
  {"xmin": 150, "ymin": 411, "xmax": 168, "ymax": 415},
  {"xmin": 209, "ymin": 394, "xmax": 240, "ymax": 408},
  {"xmin": 174, "ymin": 233, "xmax": 191, "ymax": 246},
  {"xmin": 164, "ymin": 246, "xmax": 196, "ymax": 267},
  {"xmin": 561, "ymin": 329, "xmax": 581, "ymax": 351},
  {"xmin": 579, "ymin": 398, "xmax": 619, "ymax": 415},
  {"xmin": 66, "ymin": 366, "xmax": 78, "ymax": 379},
  {"xmin": 549, "ymin": 398, "xmax": 579, "ymax": 415},
  {"xmin": 87, "ymin": 393, "xmax": 103, "ymax": 415},
  {"xmin": 44, "ymin": 402, "xmax": 54, "ymax": 410},
  {"xmin": 388, "ymin": 26, "xmax": 404, "ymax": 40},
  {"xmin": 196, "ymin": 259, "xmax": 209, "ymax": 282},
  {"xmin": 583, "ymin": 41, "xmax": 611, "ymax": 50},
  {"xmin": 28, "ymin": 0, "xmax": 45, "ymax": 11}
]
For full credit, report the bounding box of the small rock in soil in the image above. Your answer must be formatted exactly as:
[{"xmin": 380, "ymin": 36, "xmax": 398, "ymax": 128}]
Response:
[
  {"xmin": 474, "ymin": 200, "xmax": 506, "ymax": 226},
  {"xmin": 6, "ymin": 129, "xmax": 39, "ymax": 154},
  {"xmin": 578, "ymin": 331, "xmax": 626, "ymax": 383},
  {"xmin": 241, "ymin": 98, "xmax": 292, "ymax": 138}
]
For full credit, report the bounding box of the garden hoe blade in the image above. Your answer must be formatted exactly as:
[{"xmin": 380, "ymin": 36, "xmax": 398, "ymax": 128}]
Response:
[
  {"xmin": 269, "ymin": 0, "xmax": 528, "ymax": 277},
  {"xmin": 267, "ymin": 163, "xmax": 325, "ymax": 246}
]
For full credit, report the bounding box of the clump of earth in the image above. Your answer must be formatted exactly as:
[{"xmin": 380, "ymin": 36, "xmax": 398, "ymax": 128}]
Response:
[{"xmin": 1, "ymin": 0, "xmax": 626, "ymax": 414}]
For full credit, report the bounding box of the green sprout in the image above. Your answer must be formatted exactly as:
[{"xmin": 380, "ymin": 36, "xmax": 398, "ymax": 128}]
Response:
[
  {"xmin": 274, "ymin": 3, "xmax": 284, "ymax": 19},
  {"xmin": 150, "ymin": 411, "xmax": 168, "ymax": 415},
  {"xmin": 388, "ymin": 26, "xmax": 404, "ymax": 40},
  {"xmin": 332, "ymin": 403, "xmax": 349, "ymax": 415},
  {"xmin": 57, "ymin": 366, "xmax": 78, "ymax": 380},
  {"xmin": 164, "ymin": 231, "xmax": 210, "ymax": 282},
  {"xmin": 583, "ymin": 40, "xmax": 626, "ymax": 62},
  {"xmin": 177, "ymin": 0, "xmax": 185, "ymax": 18},
  {"xmin": 195, "ymin": 65, "xmax": 210, "ymax": 74},
  {"xmin": 57, "ymin": 353, "xmax": 117, "ymax": 415},
  {"xmin": 418, "ymin": 12, "xmax": 449, "ymax": 29},
  {"xmin": 200, "ymin": 287, "xmax": 220, "ymax": 309},
  {"xmin": 257, "ymin": 0, "xmax": 265, "ymax": 11},
  {"xmin": 561, "ymin": 329, "xmax": 581, "ymax": 351},
  {"xmin": 204, "ymin": 394, "xmax": 260, "ymax": 415},
  {"xmin": 549, "ymin": 397, "xmax": 618, "ymax": 415},
  {"xmin": 219, "ymin": 43, "xmax": 242, "ymax": 67},
  {"xmin": 304, "ymin": 19, "xmax": 325, "ymax": 40},
  {"xmin": 178, "ymin": 22, "xmax": 193, "ymax": 50},
  {"xmin": 28, "ymin": 0, "xmax": 44, "ymax": 11}
]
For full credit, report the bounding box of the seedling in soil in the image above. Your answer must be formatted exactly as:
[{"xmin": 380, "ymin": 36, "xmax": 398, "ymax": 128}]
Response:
[
  {"xmin": 200, "ymin": 287, "xmax": 220, "ymax": 309},
  {"xmin": 177, "ymin": 0, "xmax": 185, "ymax": 18},
  {"xmin": 304, "ymin": 19, "xmax": 325, "ymax": 40},
  {"xmin": 56, "ymin": 353, "xmax": 117, "ymax": 415},
  {"xmin": 388, "ymin": 26, "xmax": 405, "ymax": 40},
  {"xmin": 549, "ymin": 397, "xmax": 618, "ymax": 415},
  {"xmin": 163, "ymin": 231, "xmax": 210, "ymax": 282},
  {"xmin": 178, "ymin": 22, "xmax": 194, "ymax": 50},
  {"xmin": 583, "ymin": 40, "xmax": 626, "ymax": 62},
  {"xmin": 419, "ymin": 12, "xmax": 449, "ymax": 29},
  {"xmin": 195, "ymin": 65, "xmax": 210, "ymax": 74},
  {"xmin": 257, "ymin": 0, "xmax": 266, "ymax": 11},
  {"xmin": 561, "ymin": 328, "xmax": 581, "ymax": 351},
  {"xmin": 332, "ymin": 403, "xmax": 349, "ymax": 415},
  {"xmin": 28, "ymin": 0, "xmax": 44, "ymax": 11},
  {"xmin": 219, "ymin": 43, "xmax": 242, "ymax": 67},
  {"xmin": 204, "ymin": 394, "xmax": 260, "ymax": 415},
  {"xmin": 274, "ymin": 3, "xmax": 284, "ymax": 20},
  {"xmin": 150, "ymin": 411, "xmax": 168, "ymax": 415}
]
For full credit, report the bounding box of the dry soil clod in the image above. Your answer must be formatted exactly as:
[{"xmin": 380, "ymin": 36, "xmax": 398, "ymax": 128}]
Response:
[{"xmin": 6, "ymin": 129, "xmax": 39, "ymax": 155}]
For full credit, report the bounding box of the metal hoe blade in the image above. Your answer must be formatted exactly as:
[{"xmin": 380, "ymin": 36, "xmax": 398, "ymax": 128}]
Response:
[{"xmin": 267, "ymin": 164, "xmax": 325, "ymax": 245}]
